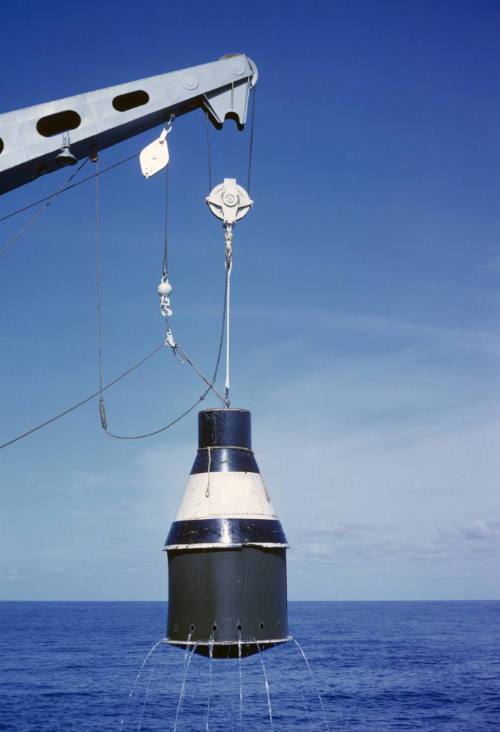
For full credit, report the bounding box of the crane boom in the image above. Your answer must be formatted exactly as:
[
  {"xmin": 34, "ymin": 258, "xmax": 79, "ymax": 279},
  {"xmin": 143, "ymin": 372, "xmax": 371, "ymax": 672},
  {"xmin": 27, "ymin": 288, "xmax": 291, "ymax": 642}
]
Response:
[{"xmin": 0, "ymin": 54, "xmax": 257, "ymax": 195}]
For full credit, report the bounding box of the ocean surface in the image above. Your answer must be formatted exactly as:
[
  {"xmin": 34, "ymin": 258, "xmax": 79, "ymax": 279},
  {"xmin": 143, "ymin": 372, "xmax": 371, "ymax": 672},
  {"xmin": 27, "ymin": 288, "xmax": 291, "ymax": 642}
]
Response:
[{"xmin": 0, "ymin": 601, "xmax": 498, "ymax": 731}]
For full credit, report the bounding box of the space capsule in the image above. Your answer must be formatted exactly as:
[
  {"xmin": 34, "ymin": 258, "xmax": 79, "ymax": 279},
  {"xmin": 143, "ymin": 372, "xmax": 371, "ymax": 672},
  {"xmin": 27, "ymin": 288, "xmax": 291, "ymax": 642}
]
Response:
[{"xmin": 164, "ymin": 408, "xmax": 289, "ymax": 658}]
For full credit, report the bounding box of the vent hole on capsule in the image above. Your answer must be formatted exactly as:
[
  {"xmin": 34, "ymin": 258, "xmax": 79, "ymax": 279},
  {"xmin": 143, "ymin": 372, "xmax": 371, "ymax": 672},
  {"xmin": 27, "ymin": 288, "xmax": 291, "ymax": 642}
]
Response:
[
  {"xmin": 277, "ymin": 621, "xmax": 282, "ymax": 629},
  {"xmin": 212, "ymin": 624, "xmax": 217, "ymax": 631},
  {"xmin": 189, "ymin": 624, "xmax": 195, "ymax": 632},
  {"xmin": 236, "ymin": 623, "xmax": 242, "ymax": 631},
  {"xmin": 259, "ymin": 623, "xmax": 265, "ymax": 630}
]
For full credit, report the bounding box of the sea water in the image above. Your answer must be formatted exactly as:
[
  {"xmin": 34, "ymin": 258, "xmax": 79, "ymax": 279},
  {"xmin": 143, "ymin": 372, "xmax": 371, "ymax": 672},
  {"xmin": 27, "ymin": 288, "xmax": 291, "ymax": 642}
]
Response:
[{"xmin": 0, "ymin": 601, "xmax": 498, "ymax": 730}]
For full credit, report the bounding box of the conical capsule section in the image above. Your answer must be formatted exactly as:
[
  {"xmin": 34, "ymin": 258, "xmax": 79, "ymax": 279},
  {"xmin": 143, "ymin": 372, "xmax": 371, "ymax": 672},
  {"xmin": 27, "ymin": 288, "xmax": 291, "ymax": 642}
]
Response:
[{"xmin": 164, "ymin": 408, "xmax": 289, "ymax": 658}]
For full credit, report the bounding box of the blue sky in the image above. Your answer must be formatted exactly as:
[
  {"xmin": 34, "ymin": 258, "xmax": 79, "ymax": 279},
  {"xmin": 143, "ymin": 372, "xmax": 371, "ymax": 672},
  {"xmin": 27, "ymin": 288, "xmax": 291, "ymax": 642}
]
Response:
[{"xmin": 1, "ymin": 0, "xmax": 499, "ymax": 600}]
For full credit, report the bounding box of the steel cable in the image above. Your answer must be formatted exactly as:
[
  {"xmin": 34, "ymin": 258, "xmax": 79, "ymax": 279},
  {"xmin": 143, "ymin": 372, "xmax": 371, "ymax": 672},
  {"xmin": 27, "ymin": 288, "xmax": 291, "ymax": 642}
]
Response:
[
  {"xmin": 246, "ymin": 86, "xmax": 257, "ymax": 194},
  {"xmin": 96, "ymin": 264, "xmax": 229, "ymax": 440},
  {"xmin": 161, "ymin": 166, "xmax": 169, "ymax": 277},
  {"xmin": 0, "ymin": 343, "xmax": 166, "ymax": 450},
  {"xmin": 205, "ymin": 112, "xmax": 213, "ymax": 194},
  {"xmin": 94, "ymin": 142, "xmax": 227, "ymax": 440},
  {"xmin": 1, "ymin": 93, "xmax": 256, "ymax": 447},
  {"xmin": 0, "ymin": 157, "xmax": 90, "ymax": 257},
  {"xmin": 0, "ymin": 152, "xmax": 137, "ymax": 225}
]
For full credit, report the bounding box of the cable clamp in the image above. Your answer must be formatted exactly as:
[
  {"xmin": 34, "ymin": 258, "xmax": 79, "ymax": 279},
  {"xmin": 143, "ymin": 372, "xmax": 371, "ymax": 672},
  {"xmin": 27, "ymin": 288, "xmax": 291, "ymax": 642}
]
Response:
[
  {"xmin": 224, "ymin": 225, "xmax": 233, "ymax": 266},
  {"xmin": 98, "ymin": 397, "xmax": 108, "ymax": 430},
  {"xmin": 166, "ymin": 330, "xmax": 186, "ymax": 365},
  {"xmin": 165, "ymin": 328, "xmax": 177, "ymax": 349}
]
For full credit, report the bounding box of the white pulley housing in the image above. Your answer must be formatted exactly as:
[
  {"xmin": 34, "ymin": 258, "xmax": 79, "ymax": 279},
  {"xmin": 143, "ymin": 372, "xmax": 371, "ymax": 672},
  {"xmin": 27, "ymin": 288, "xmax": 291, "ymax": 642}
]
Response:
[
  {"xmin": 140, "ymin": 125, "xmax": 171, "ymax": 179},
  {"xmin": 206, "ymin": 178, "xmax": 253, "ymax": 226}
]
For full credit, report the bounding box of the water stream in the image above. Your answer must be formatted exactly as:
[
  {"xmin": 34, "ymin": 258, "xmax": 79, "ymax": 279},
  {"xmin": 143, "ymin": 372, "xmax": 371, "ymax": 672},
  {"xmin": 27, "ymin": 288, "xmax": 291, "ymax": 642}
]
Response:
[
  {"xmin": 238, "ymin": 635, "xmax": 243, "ymax": 731},
  {"xmin": 256, "ymin": 642, "xmax": 274, "ymax": 731},
  {"xmin": 293, "ymin": 638, "xmax": 330, "ymax": 731},
  {"xmin": 120, "ymin": 635, "xmax": 328, "ymax": 730},
  {"xmin": 136, "ymin": 644, "xmax": 162, "ymax": 731},
  {"xmin": 205, "ymin": 637, "xmax": 214, "ymax": 731},
  {"xmin": 172, "ymin": 640, "xmax": 198, "ymax": 732},
  {"xmin": 119, "ymin": 637, "xmax": 165, "ymax": 731}
]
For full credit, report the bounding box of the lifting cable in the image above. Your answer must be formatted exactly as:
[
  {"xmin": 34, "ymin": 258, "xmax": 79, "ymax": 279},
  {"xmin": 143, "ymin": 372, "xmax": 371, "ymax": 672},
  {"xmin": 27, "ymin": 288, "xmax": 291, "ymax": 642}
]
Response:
[
  {"xmin": 0, "ymin": 342, "xmax": 166, "ymax": 451},
  {"xmin": 0, "ymin": 145, "xmax": 225, "ymax": 450},
  {"xmin": 0, "ymin": 288, "xmax": 228, "ymax": 450},
  {"xmin": 95, "ymin": 152, "xmax": 227, "ymax": 441},
  {"xmin": 246, "ymin": 86, "xmax": 257, "ymax": 195},
  {"xmin": 205, "ymin": 113, "xmax": 213, "ymax": 194},
  {"xmin": 224, "ymin": 243, "xmax": 233, "ymax": 406},
  {"xmin": 0, "ymin": 156, "xmax": 90, "ymax": 258},
  {"xmin": 204, "ymin": 86, "xmax": 256, "ymax": 196},
  {"xmin": 161, "ymin": 165, "xmax": 169, "ymax": 278},
  {"xmin": 204, "ymin": 87, "xmax": 257, "ymax": 406},
  {"xmin": 1, "ymin": 95, "xmax": 257, "ymax": 449},
  {"xmin": 0, "ymin": 152, "xmax": 137, "ymax": 227}
]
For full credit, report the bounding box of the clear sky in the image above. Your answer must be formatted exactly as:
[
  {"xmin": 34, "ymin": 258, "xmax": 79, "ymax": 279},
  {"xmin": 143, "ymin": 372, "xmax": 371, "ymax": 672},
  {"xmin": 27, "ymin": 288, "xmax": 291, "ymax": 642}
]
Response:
[{"xmin": 1, "ymin": 0, "xmax": 499, "ymax": 601}]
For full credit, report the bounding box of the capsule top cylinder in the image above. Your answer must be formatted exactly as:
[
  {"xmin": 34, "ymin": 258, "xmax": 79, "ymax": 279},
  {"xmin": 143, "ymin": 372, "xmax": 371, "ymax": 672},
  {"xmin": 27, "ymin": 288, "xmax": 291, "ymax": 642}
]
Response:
[{"xmin": 198, "ymin": 408, "xmax": 252, "ymax": 450}]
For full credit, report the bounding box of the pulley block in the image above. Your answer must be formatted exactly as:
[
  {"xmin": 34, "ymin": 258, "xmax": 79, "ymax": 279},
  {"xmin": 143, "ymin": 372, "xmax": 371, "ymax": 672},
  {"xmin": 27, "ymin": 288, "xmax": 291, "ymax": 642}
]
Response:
[{"xmin": 206, "ymin": 178, "xmax": 253, "ymax": 226}]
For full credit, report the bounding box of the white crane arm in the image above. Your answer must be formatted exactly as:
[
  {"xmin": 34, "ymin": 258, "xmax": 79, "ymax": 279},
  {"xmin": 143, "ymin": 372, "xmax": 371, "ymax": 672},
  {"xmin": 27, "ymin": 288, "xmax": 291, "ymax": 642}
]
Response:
[{"xmin": 0, "ymin": 54, "xmax": 257, "ymax": 195}]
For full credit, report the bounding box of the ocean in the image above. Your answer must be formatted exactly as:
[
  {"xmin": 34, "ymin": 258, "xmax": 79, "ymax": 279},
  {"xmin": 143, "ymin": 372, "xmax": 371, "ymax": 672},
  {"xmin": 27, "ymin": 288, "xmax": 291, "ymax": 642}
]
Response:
[{"xmin": 0, "ymin": 601, "xmax": 498, "ymax": 730}]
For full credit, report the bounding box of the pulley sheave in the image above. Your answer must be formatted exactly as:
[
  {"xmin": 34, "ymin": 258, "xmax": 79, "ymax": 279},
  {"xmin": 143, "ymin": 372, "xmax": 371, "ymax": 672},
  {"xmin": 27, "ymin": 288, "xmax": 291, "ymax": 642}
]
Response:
[{"xmin": 206, "ymin": 178, "xmax": 253, "ymax": 226}]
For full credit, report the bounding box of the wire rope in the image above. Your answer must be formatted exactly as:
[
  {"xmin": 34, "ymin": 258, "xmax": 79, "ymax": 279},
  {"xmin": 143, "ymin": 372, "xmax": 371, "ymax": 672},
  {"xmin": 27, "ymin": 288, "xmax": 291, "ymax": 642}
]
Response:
[
  {"xmin": 205, "ymin": 111, "xmax": 213, "ymax": 194},
  {"xmin": 0, "ymin": 157, "xmax": 90, "ymax": 257},
  {"xmin": 94, "ymin": 150, "xmax": 227, "ymax": 441},
  {"xmin": 95, "ymin": 156, "xmax": 106, "ymax": 428},
  {"xmin": 0, "ymin": 343, "xmax": 166, "ymax": 451},
  {"xmin": 246, "ymin": 86, "xmax": 257, "ymax": 194},
  {"xmin": 161, "ymin": 166, "xmax": 169, "ymax": 277},
  {"xmin": 224, "ymin": 255, "xmax": 232, "ymax": 406},
  {"xmin": 95, "ymin": 264, "xmax": 229, "ymax": 440},
  {"xmin": 0, "ymin": 152, "xmax": 137, "ymax": 225},
  {"xmin": 202, "ymin": 84, "xmax": 257, "ymax": 407}
]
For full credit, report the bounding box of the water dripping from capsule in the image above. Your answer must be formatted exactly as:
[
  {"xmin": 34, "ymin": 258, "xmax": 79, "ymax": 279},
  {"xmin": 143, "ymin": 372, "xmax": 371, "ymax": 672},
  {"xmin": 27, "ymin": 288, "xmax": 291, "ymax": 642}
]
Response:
[
  {"xmin": 173, "ymin": 639, "xmax": 198, "ymax": 732},
  {"xmin": 293, "ymin": 638, "xmax": 329, "ymax": 731},
  {"xmin": 120, "ymin": 637, "xmax": 164, "ymax": 731},
  {"xmin": 205, "ymin": 635, "xmax": 214, "ymax": 731},
  {"xmin": 238, "ymin": 631, "xmax": 243, "ymax": 730},
  {"xmin": 256, "ymin": 641, "xmax": 274, "ymax": 731}
]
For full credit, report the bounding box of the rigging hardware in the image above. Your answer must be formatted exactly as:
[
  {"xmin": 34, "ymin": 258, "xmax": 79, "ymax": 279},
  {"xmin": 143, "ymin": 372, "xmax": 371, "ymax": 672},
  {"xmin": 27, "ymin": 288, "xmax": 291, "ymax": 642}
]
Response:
[
  {"xmin": 93, "ymin": 145, "xmax": 228, "ymax": 441},
  {"xmin": 206, "ymin": 177, "xmax": 253, "ymax": 262},
  {"xmin": 206, "ymin": 179, "xmax": 253, "ymax": 407},
  {"xmin": 140, "ymin": 114, "xmax": 174, "ymax": 179},
  {"xmin": 158, "ymin": 276, "xmax": 173, "ymax": 318},
  {"xmin": 206, "ymin": 178, "xmax": 253, "ymax": 226}
]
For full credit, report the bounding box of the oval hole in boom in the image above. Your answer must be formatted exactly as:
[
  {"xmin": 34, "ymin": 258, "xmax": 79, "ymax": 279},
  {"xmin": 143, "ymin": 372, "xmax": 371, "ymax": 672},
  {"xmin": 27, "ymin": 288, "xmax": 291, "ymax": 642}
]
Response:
[
  {"xmin": 0, "ymin": 138, "xmax": 4, "ymax": 154},
  {"xmin": 36, "ymin": 110, "xmax": 81, "ymax": 137},
  {"xmin": 112, "ymin": 90, "xmax": 149, "ymax": 112}
]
